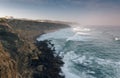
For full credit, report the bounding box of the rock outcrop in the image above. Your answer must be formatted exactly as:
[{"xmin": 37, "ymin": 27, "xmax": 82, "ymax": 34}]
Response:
[
  {"xmin": 0, "ymin": 22, "xmax": 41, "ymax": 78},
  {"xmin": 32, "ymin": 40, "xmax": 64, "ymax": 78},
  {"xmin": 0, "ymin": 18, "xmax": 69, "ymax": 78}
]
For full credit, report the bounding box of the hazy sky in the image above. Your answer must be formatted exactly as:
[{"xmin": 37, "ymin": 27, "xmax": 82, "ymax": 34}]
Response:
[{"xmin": 0, "ymin": 0, "xmax": 120, "ymax": 25}]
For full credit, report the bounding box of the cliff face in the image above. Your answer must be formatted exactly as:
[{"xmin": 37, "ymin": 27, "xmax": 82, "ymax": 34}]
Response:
[
  {"xmin": 0, "ymin": 42, "xmax": 20, "ymax": 78},
  {"xmin": 0, "ymin": 18, "xmax": 67, "ymax": 78},
  {"xmin": 0, "ymin": 22, "xmax": 41, "ymax": 78},
  {"xmin": 35, "ymin": 40, "xmax": 64, "ymax": 78}
]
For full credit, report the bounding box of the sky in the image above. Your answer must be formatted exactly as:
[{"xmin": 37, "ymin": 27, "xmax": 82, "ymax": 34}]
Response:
[{"xmin": 0, "ymin": 0, "xmax": 120, "ymax": 25}]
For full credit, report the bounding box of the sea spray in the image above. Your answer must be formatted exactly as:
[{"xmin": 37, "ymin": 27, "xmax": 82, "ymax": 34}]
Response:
[{"xmin": 38, "ymin": 26, "xmax": 120, "ymax": 78}]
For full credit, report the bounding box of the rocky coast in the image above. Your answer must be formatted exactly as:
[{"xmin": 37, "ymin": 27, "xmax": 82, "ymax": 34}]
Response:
[{"xmin": 0, "ymin": 18, "xmax": 70, "ymax": 78}]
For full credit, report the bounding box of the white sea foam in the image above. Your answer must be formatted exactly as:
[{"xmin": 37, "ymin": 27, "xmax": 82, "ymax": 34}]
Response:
[
  {"xmin": 37, "ymin": 26, "xmax": 93, "ymax": 42},
  {"xmin": 61, "ymin": 51, "xmax": 87, "ymax": 78},
  {"xmin": 71, "ymin": 53, "xmax": 120, "ymax": 66},
  {"xmin": 37, "ymin": 28, "xmax": 74, "ymax": 41},
  {"xmin": 66, "ymin": 34, "xmax": 91, "ymax": 41},
  {"xmin": 61, "ymin": 51, "xmax": 80, "ymax": 78},
  {"xmin": 76, "ymin": 32, "xmax": 90, "ymax": 36},
  {"xmin": 37, "ymin": 26, "xmax": 120, "ymax": 78},
  {"xmin": 73, "ymin": 27, "xmax": 91, "ymax": 32},
  {"xmin": 37, "ymin": 26, "xmax": 95, "ymax": 78},
  {"xmin": 114, "ymin": 37, "xmax": 120, "ymax": 41},
  {"xmin": 66, "ymin": 26, "xmax": 93, "ymax": 41}
]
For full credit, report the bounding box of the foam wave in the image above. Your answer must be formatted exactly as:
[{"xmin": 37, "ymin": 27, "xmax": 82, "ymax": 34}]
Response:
[
  {"xmin": 76, "ymin": 32, "xmax": 91, "ymax": 35},
  {"xmin": 66, "ymin": 27, "xmax": 93, "ymax": 41},
  {"xmin": 63, "ymin": 51, "xmax": 120, "ymax": 78},
  {"xmin": 38, "ymin": 27, "xmax": 92, "ymax": 42},
  {"xmin": 114, "ymin": 37, "xmax": 120, "ymax": 41},
  {"xmin": 72, "ymin": 54, "xmax": 120, "ymax": 66},
  {"xmin": 37, "ymin": 28, "xmax": 74, "ymax": 41},
  {"xmin": 61, "ymin": 51, "xmax": 90, "ymax": 78},
  {"xmin": 37, "ymin": 26, "xmax": 120, "ymax": 78},
  {"xmin": 66, "ymin": 33, "xmax": 92, "ymax": 41},
  {"xmin": 73, "ymin": 27, "xmax": 91, "ymax": 32}
]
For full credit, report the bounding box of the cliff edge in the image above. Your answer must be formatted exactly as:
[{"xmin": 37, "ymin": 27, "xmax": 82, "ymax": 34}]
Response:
[{"xmin": 0, "ymin": 18, "xmax": 68, "ymax": 78}]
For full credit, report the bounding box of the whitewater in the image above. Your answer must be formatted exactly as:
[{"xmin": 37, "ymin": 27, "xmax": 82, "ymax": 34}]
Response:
[{"xmin": 37, "ymin": 25, "xmax": 120, "ymax": 78}]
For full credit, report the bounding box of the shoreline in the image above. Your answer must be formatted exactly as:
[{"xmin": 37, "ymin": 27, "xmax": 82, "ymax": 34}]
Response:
[
  {"xmin": 35, "ymin": 40, "xmax": 65, "ymax": 78},
  {"xmin": 34, "ymin": 26, "xmax": 71, "ymax": 42},
  {"xmin": 0, "ymin": 18, "xmax": 70, "ymax": 78},
  {"xmin": 7, "ymin": 18, "xmax": 71, "ymax": 41},
  {"xmin": 33, "ymin": 27, "xmax": 72, "ymax": 78}
]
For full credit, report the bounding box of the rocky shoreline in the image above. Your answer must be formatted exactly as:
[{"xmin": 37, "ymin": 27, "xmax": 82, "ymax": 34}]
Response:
[
  {"xmin": 32, "ymin": 40, "xmax": 64, "ymax": 78},
  {"xmin": 0, "ymin": 18, "xmax": 69, "ymax": 78}
]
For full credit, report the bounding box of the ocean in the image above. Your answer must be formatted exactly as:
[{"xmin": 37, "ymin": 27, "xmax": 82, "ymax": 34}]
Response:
[{"xmin": 37, "ymin": 25, "xmax": 120, "ymax": 78}]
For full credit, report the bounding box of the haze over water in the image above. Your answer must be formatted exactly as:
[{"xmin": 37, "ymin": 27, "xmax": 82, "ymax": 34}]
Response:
[{"xmin": 0, "ymin": 0, "xmax": 120, "ymax": 25}]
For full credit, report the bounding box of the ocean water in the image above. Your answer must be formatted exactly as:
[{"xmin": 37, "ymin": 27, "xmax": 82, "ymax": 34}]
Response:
[{"xmin": 37, "ymin": 25, "xmax": 120, "ymax": 78}]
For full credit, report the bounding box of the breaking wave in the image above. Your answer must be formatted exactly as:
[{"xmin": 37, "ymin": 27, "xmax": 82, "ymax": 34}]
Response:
[{"xmin": 37, "ymin": 26, "xmax": 120, "ymax": 78}]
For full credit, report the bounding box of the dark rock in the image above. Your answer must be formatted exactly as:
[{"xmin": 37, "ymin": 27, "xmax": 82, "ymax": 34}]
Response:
[
  {"xmin": 0, "ymin": 19, "xmax": 67, "ymax": 78},
  {"xmin": 28, "ymin": 40, "xmax": 65, "ymax": 78}
]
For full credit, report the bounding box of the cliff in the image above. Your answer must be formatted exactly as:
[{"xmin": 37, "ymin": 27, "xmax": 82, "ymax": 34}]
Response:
[
  {"xmin": 0, "ymin": 43, "xmax": 20, "ymax": 78},
  {"xmin": 0, "ymin": 22, "xmax": 19, "ymax": 78},
  {"xmin": 0, "ymin": 18, "xmax": 68, "ymax": 78},
  {"xmin": 7, "ymin": 18, "xmax": 70, "ymax": 41}
]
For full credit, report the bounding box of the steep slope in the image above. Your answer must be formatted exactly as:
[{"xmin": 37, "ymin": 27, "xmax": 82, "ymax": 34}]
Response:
[
  {"xmin": 0, "ymin": 42, "xmax": 20, "ymax": 78},
  {"xmin": 0, "ymin": 18, "xmax": 67, "ymax": 78},
  {"xmin": 0, "ymin": 22, "xmax": 40, "ymax": 77}
]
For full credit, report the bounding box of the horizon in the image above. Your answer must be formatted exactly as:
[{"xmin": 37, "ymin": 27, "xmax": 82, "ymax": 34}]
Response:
[{"xmin": 0, "ymin": 0, "xmax": 120, "ymax": 26}]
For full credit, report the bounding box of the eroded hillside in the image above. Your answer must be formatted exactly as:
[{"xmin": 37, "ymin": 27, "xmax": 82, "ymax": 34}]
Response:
[
  {"xmin": 7, "ymin": 19, "xmax": 70, "ymax": 41},
  {"xmin": 0, "ymin": 18, "xmax": 68, "ymax": 78}
]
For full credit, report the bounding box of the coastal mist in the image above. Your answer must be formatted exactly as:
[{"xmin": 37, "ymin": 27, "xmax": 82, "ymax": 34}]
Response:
[{"xmin": 37, "ymin": 25, "xmax": 120, "ymax": 78}]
